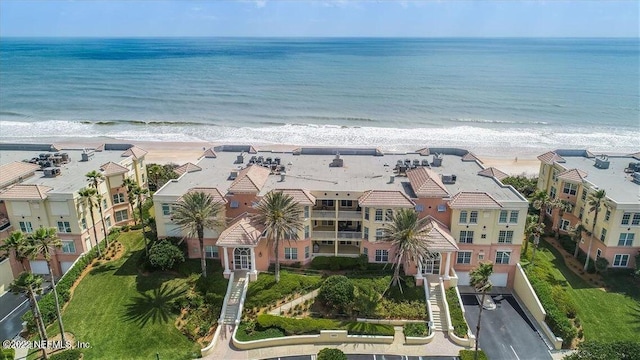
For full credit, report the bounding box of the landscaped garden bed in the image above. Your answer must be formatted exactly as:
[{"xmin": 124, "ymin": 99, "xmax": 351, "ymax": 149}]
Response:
[{"xmin": 445, "ymin": 287, "xmax": 469, "ymax": 338}]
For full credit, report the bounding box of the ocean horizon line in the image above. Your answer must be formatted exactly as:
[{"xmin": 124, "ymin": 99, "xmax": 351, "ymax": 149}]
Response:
[{"xmin": 2, "ymin": 36, "xmax": 638, "ymax": 40}]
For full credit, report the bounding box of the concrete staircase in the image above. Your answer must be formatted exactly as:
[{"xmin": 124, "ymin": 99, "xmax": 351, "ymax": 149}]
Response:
[
  {"xmin": 222, "ymin": 273, "xmax": 247, "ymax": 324},
  {"xmin": 428, "ymin": 282, "xmax": 446, "ymax": 331}
]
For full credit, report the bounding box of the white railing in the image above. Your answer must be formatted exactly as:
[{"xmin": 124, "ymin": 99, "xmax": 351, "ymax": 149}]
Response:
[
  {"xmin": 202, "ymin": 272, "xmax": 234, "ymax": 356},
  {"xmin": 337, "ymin": 231, "xmax": 362, "ymax": 239},
  {"xmin": 455, "ymin": 286, "xmax": 476, "ymax": 347},
  {"xmin": 234, "ymin": 272, "xmax": 250, "ymax": 325},
  {"xmin": 312, "ymin": 231, "xmax": 336, "ymax": 240},
  {"xmin": 338, "ymin": 210, "xmax": 362, "ymax": 220},
  {"xmin": 439, "ymin": 277, "xmax": 453, "ymax": 333},
  {"xmin": 311, "ymin": 210, "xmax": 336, "ymax": 218},
  {"xmin": 424, "ymin": 281, "xmax": 434, "ymax": 334}
]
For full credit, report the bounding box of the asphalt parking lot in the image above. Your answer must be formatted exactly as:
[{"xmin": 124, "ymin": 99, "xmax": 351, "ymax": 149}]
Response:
[{"xmin": 461, "ymin": 294, "xmax": 551, "ymax": 360}]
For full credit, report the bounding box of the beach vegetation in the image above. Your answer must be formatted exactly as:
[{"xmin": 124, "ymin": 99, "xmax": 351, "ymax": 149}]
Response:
[
  {"xmin": 146, "ymin": 163, "xmax": 179, "ymax": 192},
  {"xmin": 502, "ymin": 175, "xmax": 538, "ymax": 198}
]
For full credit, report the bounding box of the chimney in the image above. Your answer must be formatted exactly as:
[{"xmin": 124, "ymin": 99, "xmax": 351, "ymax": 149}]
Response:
[
  {"xmin": 280, "ymin": 173, "xmax": 286, "ymax": 182},
  {"xmin": 389, "ymin": 175, "xmax": 395, "ymax": 184}
]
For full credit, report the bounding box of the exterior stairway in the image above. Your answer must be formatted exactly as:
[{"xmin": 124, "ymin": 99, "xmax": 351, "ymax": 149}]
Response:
[
  {"xmin": 428, "ymin": 282, "xmax": 447, "ymax": 331},
  {"xmin": 222, "ymin": 272, "xmax": 247, "ymax": 324}
]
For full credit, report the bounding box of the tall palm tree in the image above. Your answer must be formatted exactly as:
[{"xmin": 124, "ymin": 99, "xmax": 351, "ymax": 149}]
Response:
[
  {"xmin": 584, "ymin": 189, "xmax": 607, "ymax": 271},
  {"xmin": 530, "ymin": 222, "xmax": 546, "ymax": 267},
  {"xmin": 569, "ymin": 222, "xmax": 587, "ymax": 258},
  {"xmin": 86, "ymin": 170, "xmax": 109, "ymax": 248},
  {"xmin": 132, "ymin": 184, "xmax": 150, "ymax": 256},
  {"xmin": 122, "ymin": 177, "xmax": 138, "ymax": 225},
  {"xmin": 381, "ymin": 208, "xmax": 434, "ymax": 292},
  {"xmin": 532, "ymin": 190, "xmax": 554, "ymax": 226},
  {"xmin": 553, "ymin": 200, "xmax": 574, "ymax": 238},
  {"xmin": 28, "ymin": 227, "xmax": 66, "ymax": 345},
  {"xmin": 78, "ymin": 187, "xmax": 102, "ymax": 257},
  {"xmin": 470, "ymin": 262, "xmax": 493, "ymax": 360},
  {"xmin": 252, "ymin": 191, "xmax": 303, "ymax": 283},
  {"xmin": 522, "ymin": 214, "xmax": 539, "ymax": 254},
  {"xmin": 10, "ymin": 272, "xmax": 49, "ymax": 359},
  {"xmin": 172, "ymin": 191, "xmax": 225, "ymax": 277},
  {"xmin": 0, "ymin": 231, "xmax": 32, "ymax": 271}
]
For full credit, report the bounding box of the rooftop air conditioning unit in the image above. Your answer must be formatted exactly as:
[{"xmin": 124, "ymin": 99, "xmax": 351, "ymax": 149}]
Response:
[
  {"xmin": 236, "ymin": 153, "xmax": 245, "ymax": 164},
  {"xmin": 43, "ymin": 167, "xmax": 61, "ymax": 178},
  {"xmin": 632, "ymin": 172, "xmax": 640, "ymax": 184},
  {"xmin": 432, "ymin": 154, "xmax": 443, "ymax": 167},
  {"xmin": 441, "ymin": 174, "xmax": 457, "ymax": 184},
  {"xmin": 81, "ymin": 149, "xmax": 95, "ymax": 162},
  {"xmin": 594, "ymin": 155, "xmax": 610, "ymax": 169},
  {"xmin": 229, "ymin": 171, "xmax": 238, "ymax": 180},
  {"xmin": 330, "ymin": 153, "xmax": 344, "ymax": 167}
]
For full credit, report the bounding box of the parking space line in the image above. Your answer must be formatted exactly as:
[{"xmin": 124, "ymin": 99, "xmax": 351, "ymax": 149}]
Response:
[{"xmin": 510, "ymin": 345, "xmax": 520, "ymax": 360}]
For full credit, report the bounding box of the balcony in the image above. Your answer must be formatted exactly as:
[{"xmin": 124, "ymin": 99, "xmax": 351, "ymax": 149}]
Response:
[
  {"xmin": 312, "ymin": 242, "xmax": 361, "ymax": 257},
  {"xmin": 338, "ymin": 231, "xmax": 362, "ymax": 239},
  {"xmin": 0, "ymin": 217, "xmax": 11, "ymax": 231},
  {"xmin": 312, "ymin": 231, "xmax": 336, "ymax": 240},
  {"xmin": 311, "ymin": 210, "xmax": 336, "ymax": 219},
  {"xmin": 338, "ymin": 210, "xmax": 362, "ymax": 220}
]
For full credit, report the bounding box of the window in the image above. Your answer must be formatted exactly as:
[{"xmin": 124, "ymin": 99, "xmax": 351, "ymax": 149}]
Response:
[
  {"xmin": 363, "ymin": 247, "xmax": 368, "ymax": 256},
  {"xmin": 141, "ymin": 173, "xmax": 145, "ymax": 183},
  {"xmin": 19, "ymin": 221, "xmax": 33, "ymax": 233},
  {"xmin": 102, "ymin": 198, "xmax": 108, "ymax": 210},
  {"xmin": 363, "ymin": 227, "xmax": 369, "ymax": 240},
  {"xmin": 230, "ymin": 201, "xmax": 239, "ymax": 208},
  {"xmin": 459, "ymin": 211, "xmax": 468, "ymax": 224},
  {"xmin": 321, "ymin": 200, "xmax": 334, "ymax": 207},
  {"xmin": 437, "ymin": 204, "xmax": 446, "ymax": 212},
  {"xmin": 285, "ymin": 248, "xmax": 298, "ymax": 260},
  {"xmin": 105, "ymin": 216, "xmax": 112, "ymax": 228},
  {"xmin": 509, "ymin": 211, "xmax": 519, "ymax": 224},
  {"xmin": 579, "ymin": 207, "xmax": 584, "ymax": 220},
  {"xmin": 304, "ymin": 206, "xmax": 309, "ymax": 218},
  {"xmin": 364, "ymin": 207, "xmax": 369, "ymax": 220},
  {"xmin": 604, "ymin": 210, "xmax": 611, "ymax": 222},
  {"xmin": 304, "ymin": 225, "xmax": 310, "ymax": 239},
  {"xmin": 375, "ymin": 249, "xmax": 389, "ymax": 262},
  {"xmin": 495, "ymin": 251, "xmax": 511, "ymax": 264},
  {"xmin": 305, "ymin": 246, "xmax": 310, "ymax": 259},
  {"xmin": 560, "ymin": 219, "xmax": 570, "ymax": 231},
  {"xmin": 459, "ymin": 231, "xmax": 474, "ymax": 244},
  {"xmin": 162, "ymin": 204, "xmax": 171, "ymax": 216},
  {"xmin": 621, "ymin": 212, "xmax": 637, "ymax": 225},
  {"xmin": 375, "ymin": 228, "xmax": 384, "ymax": 241},
  {"xmin": 415, "ymin": 204, "xmax": 424, "ymax": 212},
  {"xmin": 61, "ymin": 240, "xmax": 76, "ymax": 254},
  {"xmin": 57, "ymin": 221, "xmax": 71, "ymax": 233},
  {"xmin": 457, "ymin": 251, "xmax": 472, "ymax": 264},
  {"xmin": 633, "ymin": 213, "xmax": 640, "ymax": 226},
  {"xmin": 115, "ymin": 209, "xmax": 128, "ymax": 222},
  {"xmin": 481, "ymin": 234, "xmax": 487, "ymax": 239},
  {"xmin": 469, "ymin": 211, "xmax": 478, "ymax": 224},
  {"xmin": 552, "ymin": 170, "xmax": 559, "ymax": 182},
  {"xmin": 613, "ymin": 254, "xmax": 629, "ymax": 267},
  {"xmin": 81, "ymin": 218, "xmax": 87, "ymax": 230},
  {"xmin": 375, "ymin": 209, "xmax": 383, "ymax": 222},
  {"xmin": 112, "ymin": 193, "xmax": 126, "ymax": 204},
  {"xmin": 499, "ymin": 210, "xmax": 508, "ymax": 223},
  {"xmin": 563, "ymin": 183, "xmax": 578, "ymax": 196},
  {"xmin": 596, "ymin": 249, "xmax": 602, "ymax": 260},
  {"xmin": 498, "ymin": 230, "xmax": 514, "ymax": 244},
  {"xmin": 340, "ymin": 200, "xmax": 353, "ymax": 207},
  {"xmin": 385, "ymin": 209, "xmax": 393, "ymax": 222},
  {"xmin": 581, "ymin": 190, "xmax": 587, "ymax": 201},
  {"xmin": 600, "ymin": 228, "xmax": 607, "ymax": 241},
  {"xmin": 550, "ymin": 186, "xmax": 557, "ymax": 199},
  {"xmin": 546, "ymin": 206, "xmax": 553, "ymax": 216},
  {"xmin": 618, "ymin": 233, "xmax": 635, "ymax": 247},
  {"xmin": 205, "ymin": 246, "xmax": 219, "ymax": 258}
]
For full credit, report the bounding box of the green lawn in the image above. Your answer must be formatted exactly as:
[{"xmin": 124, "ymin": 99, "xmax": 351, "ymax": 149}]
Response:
[
  {"xmin": 32, "ymin": 231, "xmax": 220, "ymax": 360},
  {"xmin": 533, "ymin": 241, "xmax": 640, "ymax": 342}
]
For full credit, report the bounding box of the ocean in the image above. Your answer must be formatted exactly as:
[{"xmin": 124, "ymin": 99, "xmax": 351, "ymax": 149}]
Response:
[{"xmin": 0, "ymin": 37, "xmax": 638, "ymax": 154}]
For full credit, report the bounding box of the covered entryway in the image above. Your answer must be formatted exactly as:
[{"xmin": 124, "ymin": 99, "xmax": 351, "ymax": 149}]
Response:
[
  {"xmin": 234, "ymin": 248, "xmax": 252, "ymax": 270},
  {"xmin": 29, "ymin": 261, "xmax": 49, "ymax": 274},
  {"xmin": 422, "ymin": 253, "xmax": 441, "ymax": 275},
  {"xmin": 215, "ymin": 216, "xmax": 263, "ymax": 281}
]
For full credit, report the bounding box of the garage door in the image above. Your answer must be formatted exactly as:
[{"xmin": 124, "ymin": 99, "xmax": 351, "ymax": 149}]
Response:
[
  {"xmin": 457, "ymin": 272, "xmax": 470, "ymax": 286},
  {"xmin": 490, "ymin": 273, "xmax": 508, "ymax": 287},
  {"xmin": 60, "ymin": 261, "xmax": 74, "ymax": 274},
  {"xmin": 30, "ymin": 261, "xmax": 49, "ymax": 274}
]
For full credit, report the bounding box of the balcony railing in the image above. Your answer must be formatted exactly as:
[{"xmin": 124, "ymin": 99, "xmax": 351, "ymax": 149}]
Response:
[
  {"xmin": 0, "ymin": 218, "xmax": 11, "ymax": 231},
  {"xmin": 338, "ymin": 210, "xmax": 362, "ymax": 220},
  {"xmin": 312, "ymin": 231, "xmax": 336, "ymax": 240},
  {"xmin": 311, "ymin": 210, "xmax": 336, "ymax": 219},
  {"xmin": 337, "ymin": 231, "xmax": 362, "ymax": 239}
]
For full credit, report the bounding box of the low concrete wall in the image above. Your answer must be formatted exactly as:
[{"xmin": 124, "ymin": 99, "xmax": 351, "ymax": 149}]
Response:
[
  {"xmin": 356, "ymin": 318, "xmax": 424, "ymax": 325},
  {"xmin": 513, "ymin": 263, "xmax": 563, "ymax": 350},
  {"xmin": 201, "ymin": 272, "xmax": 235, "ymax": 357},
  {"xmin": 405, "ymin": 332, "xmax": 435, "ymax": 345},
  {"xmin": 454, "ymin": 286, "xmax": 475, "ymax": 348},
  {"xmin": 232, "ymin": 329, "xmax": 394, "ymax": 350}
]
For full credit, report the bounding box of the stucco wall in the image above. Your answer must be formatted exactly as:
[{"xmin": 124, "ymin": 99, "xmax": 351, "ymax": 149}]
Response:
[
  {"xmin": 232, "ymin": 329, "xmax": 394, "ymax": 350},
  {"xmin": 0, "ymin": 258, "xmax": 14, "ymax": 294}
]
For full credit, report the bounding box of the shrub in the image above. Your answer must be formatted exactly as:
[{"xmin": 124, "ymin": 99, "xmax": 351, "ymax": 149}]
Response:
[
  {"xmin": 318, "ymin": 275, "xmax": 354, "ymax": 314},
  {"xmin": 375, "ymin": 299, "xmax": 427, "ymax": 320},
  {"xmin": 404, "ymin": 322, "xmax": 428, "ymax": 337},
  {"xmin": 310, "ymin": 255, "xmax": 368, "ymax": 271},
  {"xmin": 235, "ymin": 321, "xmax": 285, "ymax": 341},
  {"xmin": 459, "ymin": 350, "xmax": 489, "ymax": 360},
  {"xmin": 317, "ymin": 348, "xmax": 347, "ymax": 360},
  {"xmin": 563, "ymin": 341, "xmax": 640, "ymax": 360},
  {"xmin": 48, "ymin": 349, "xmax": 82, "ymax": 360},
  {"xmin": 0, "ymin": 348, "xmax": 15, "ymax": 360},
  {"xmin": 256, "ymin": 314, "xmax": 394, "ymax": 336},
  {"xmin": 595, "ymin": 257, "xmax": 609, "ymax": 274},
  {"xmin": 245, "ymin": 272, "xmax": 322, "ymax": 310},
  {"xmin": 121, "ymin": 225, "xmax": 131, "ymax": 232},
  {"xmin": 445, "ymin": 288, "xmax": 468, "ymax": 338},
  {"xmin": 148, "ymin": 240, "xmax": 185, "ymax": 270}
]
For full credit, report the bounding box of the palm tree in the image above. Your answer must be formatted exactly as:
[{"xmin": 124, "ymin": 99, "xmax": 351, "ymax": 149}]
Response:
[
  {"xmin": 86, "ymin": 170, "xmax": 109, "ymax": 248},
  {"xmin": 252, "ymin": 191, "xmax": 303, "ymax": 283},
  {"xmin": 584, "ymin": 189, "xmax": 607, "ymax": 271},
  {"xmin": 78, "ymin": 187, "xmax": 102, "ymax": 257},
  {"xmin": 532, "ymin": 190, "xmax": 554, "ymax": 226},
  {"xmin": 569, "ymin": 223, "xmax": 587, "ymax": 258},
  {"xmin": 0, "ymin": 231, "xmax": 32, "ymax": 271},
  {"xmin": 470, "ymin": 262, "xmax": 494, "ymax": 360},
  {"xmin": 10, "ymin": 272, "xmax": 49, "ymax": 359},
  {"xmin": 172, "ymin": 191, "xmax": 225, "ymax": 277},
  {"xmin": 122, "ymin": 177, "xmax": 138, "ymax": 225},
  {"xmin": 530, "ymin": 222, "xmax": 546, "ymax": 267},
  {"xmin": 132, "ymin": 184, "xmax": 150, "ymax": 256},
  {"xmin": 552, "ymin": 200, "xmax": 573, "ymax": 238},
  {"xmin": 381, "ymin": 208, "xmax": 434, "ymax": 292},
  {"xmin": 522, "ymin": 214, "xmax": 539, "ymax": 254},
  {"xmin": 28, "ymin": 227, "xmax": 66, "ymax": 345}
]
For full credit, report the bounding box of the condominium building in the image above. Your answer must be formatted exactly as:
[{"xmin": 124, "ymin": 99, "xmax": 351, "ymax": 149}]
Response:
[
  {"xmin": 0, "ymin": 143, "xmax": 147, "ymax": 279},
  {"xmin": 154, "ymin": 145, "xmax": 528, "ymax": 287},
  {"xmin": 537, "ymin": 150, "xmax": 640, "ymax": 269}
]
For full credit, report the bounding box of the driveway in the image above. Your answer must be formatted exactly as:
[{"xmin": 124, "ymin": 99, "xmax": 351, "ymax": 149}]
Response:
[{"xmin": 461, "ymin": 294, "xmax": 551, "ymax": 360}]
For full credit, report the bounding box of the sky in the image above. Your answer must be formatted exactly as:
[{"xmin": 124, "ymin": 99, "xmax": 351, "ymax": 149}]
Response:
[{"xmin": 0, "ymin": 1, "xmax": 638, "ymax": 38}]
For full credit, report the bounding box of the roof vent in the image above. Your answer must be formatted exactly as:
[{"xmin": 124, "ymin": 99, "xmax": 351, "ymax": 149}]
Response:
[
  {"xmin": 432, "ymin": 154, "xmax": 443, "ymax": 167},
  {"xmin": 280, "ymin": 173, "xmax": 286, "ymax": 182},
  {"xmin": 625, "ymin": 162, "xmax": 640, "ymax": 173},
  {"xmin": 389, "ymin": 175, "xmax": 395, "ymax": 184},
  {"xmin": 632, "ymin": 172, "xmax": 640, "ymax": 184},
  {"xmin": 236, "ymin": 153, "xmax": 245, "ymax": 164},
  {"xmin": 81, "ymin": 149, "xmax": 95, "ymax": 162},
  {"xmin": 594, "ymin": 155, "xmax": 610, "ymax": 169},
  {"xmin": 441, "ymin": 174, "xmax": 457, "ymax": 184},
  {"xmin": 330, "ymin": 153, "xmax": 344, "ymax": 167},
  {"xmin": 43, "ymin": 167, "xmax": 61, "ymax": 178},
  {"xmin": 228, "ymin": 171, "xmax": 238, "ymax": 180}
]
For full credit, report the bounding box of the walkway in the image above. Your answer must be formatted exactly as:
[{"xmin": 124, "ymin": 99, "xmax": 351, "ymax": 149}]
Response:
[
  {"xmin": 222, "ymin": 272, "xmax": 248, "ymax": 324},
  {"xmin": 427, "ymin": 282, "xmax": 446, "ymax": 332},
  {"xmin": 269, "ymin": 289, "xmax": 319, "ymax": 316}
]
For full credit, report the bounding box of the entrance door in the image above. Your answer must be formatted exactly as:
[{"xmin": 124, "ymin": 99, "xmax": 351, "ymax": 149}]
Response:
[
  {"xmin": 422, "ymin": 253, "xmax": 441, "ymax": 275},
  {"xmin": 234, "ymin": 248, "xmax": 251, "ymax": 270}
]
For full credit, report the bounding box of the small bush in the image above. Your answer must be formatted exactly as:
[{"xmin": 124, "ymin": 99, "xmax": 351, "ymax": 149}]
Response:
[
  {"xmin": 121, "ymin": 225, "xmax": 131, "ymax": 232},
  {"xmin": 0, "ymin": 348, "xmax": 15, "ymax": 360},
  {"xmin": 459, "ymin": 350, "xmax": 489, "ymax": 360},
  {"xmin": 310, "ymin": 255, "xmax": 368, "ymax": 271},
  {"xmin": 245, "ymin": 272, "xmax": 322, "ymax": 310},
  {"xmin": 318, "ymin": 275, "xmax": 355, "ymax": 314},
  {"xmin": 563, "ymin": 341, "xmax": 640, "ymax": 360},
  {"xmin": 445, "ymin": 288, "xmax": 468, "ymax": 338},
  {"xmin": 404, "ymin": 322, "xmax": 429, "ymax": 337},
  {"xmin": 317, "ymin": 348, "xmax": 347, "ymax": 360},
  {"xmin": 49, "ymin": 349, "xmax": 82, "ymax": 360},
  {"xmin": 148, "ymin": 239, "xmax": 185, "ymax": 270}
]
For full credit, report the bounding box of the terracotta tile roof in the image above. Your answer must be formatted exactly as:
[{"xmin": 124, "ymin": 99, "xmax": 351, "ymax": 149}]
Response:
[
  {"xmin": 415, "ymin": 147, "xmax": 430, "ymax": 156},
  {"xmin": 557, "ymin": 169, "xmax": 588, "ymax": 183},
  {"xmin": 202, "ymin": 148, "xmax": 217, "ymax": 158},
  {"xmin": 229, "ymin": 165, "xmax": 270, "ymax": 193},
  {"xmin": 178, "ymin": 187, "xmax": 227, "ymax": 204},
  {"xmin": 448, "ymin": 191, "xmax": 502, "ymax": 209},
  {"xmin": 0, "ymin": 162, "xmax": 39, "ymax": 189},
  {"xmin": 406, "ymin": 167, "xmax": 450, "ymax": 198},
  {"xmin": 100, "ymin": 161, "xmax": 128, "ymax": 176},
  {"xmin": 121, "ymin": 146, "xmax": 148, "ymax": 159},
  {"xmin": 477, "ymin": 167, "xmax": 509, "ymax": 181},
  {"xmin": 422, "ymin": 217, "xmax": 459, "ymax": 251},
  {"xmin": 0, "ymin": 184, "xmax": 52, "ymax": 200},
  {"xmin": 269, "ymin": 189, "xmax": 316, "ymax": 206},
  {"xmin": 462, "ymin": 152, "xmax": 483, "ymax": 163},
  {"xmin": 537, "ymin": 151, "xmax": 566, "ymax": 165},
  {"xmin": 174, "ymin": 163, "xmax": 202, "ymax": 176},
  {"xmin": 358, "ymin": 190, "xmax": 415, "ymax": 208},
  {"xmin": 216, "ymin": 216, "xmax": 262, "ymax": 247}
]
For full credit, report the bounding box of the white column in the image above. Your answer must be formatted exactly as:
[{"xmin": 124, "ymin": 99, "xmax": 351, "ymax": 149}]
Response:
[
  {"xmin": 444, "ymin": 252, "xmax": 452, "ymax": 280},
  {"xmin": 223, "ymin": 247, "xmax": 231, "ymax": 275},
  {"xmin": 250, "ymin": 247, "xmax": 257, "ymax": 274}
]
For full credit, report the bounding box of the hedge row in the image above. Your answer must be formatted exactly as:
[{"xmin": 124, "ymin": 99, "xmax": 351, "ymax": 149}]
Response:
[
  {"xmin": 256, "ymin": 314, "xmax": 394, "ymax": 336},
  {"xmin": 563, "ymin": 341, "xmax": 640, "ymax": 360},
  {"xmin": 459, "ymin": 350, "xmax": 489, "ymax": 360},
  {"xmin": 310, "ymin": 255, "xmax": 369, "ymax": 270},
  {"xmin": 445, "ymin": 288, "xmax": 469, "ymax": 338},
  {"xmin": 556, "ymin": 235, "xmax": 596, "ymax": 273},
  {"xmin": 403, "ymin": 322, "xmax": 429, "ymax": 337},
  {"xmin": 49, "ymin": 349, "xmax": 82, "ymax": 360},
  {"xmin": 245, "ymin": 272, "xmax": 323, "ymax": 310}
]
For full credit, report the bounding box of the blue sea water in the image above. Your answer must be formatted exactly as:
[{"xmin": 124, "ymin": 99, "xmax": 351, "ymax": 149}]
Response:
[{"xmin": 0, "ymin": 37, "xmax": 638, "ymax": 153}]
